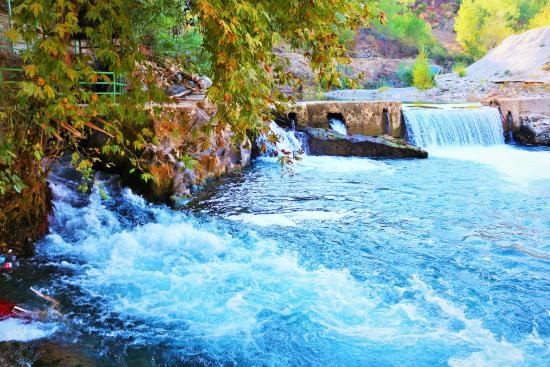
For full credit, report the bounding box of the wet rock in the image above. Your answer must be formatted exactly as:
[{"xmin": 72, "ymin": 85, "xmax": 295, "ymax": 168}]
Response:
[
  {"xmin": 171, "ymin": 168, "xmax": 195, "ymax": 200},
  {"xmin": 516, "ymin": 114, "xmax": 550, "ymax": 146},
  {"xmin": 0, "ymin": 341, "xmax": 97, "ymax": 367},
  {"xmin": 304, "ymin": 128, "xmax": 428, "ymax": 158},
  {"xmin": 122, "ymin": 103, "xmax": 252, "ymax": 203},
  {"xmin": 240, "ymin": 137, "xmax": 252, "ymax": 167}
]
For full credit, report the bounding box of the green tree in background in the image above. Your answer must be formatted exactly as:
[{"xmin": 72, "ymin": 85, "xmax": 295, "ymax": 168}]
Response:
[
  {"xmin": 412, "ymin": 49, "xmax": 434, "ymax": 90},
  {"xmin": 455, "ymin": 0, "xmax": 549, "ymax": 59},
  {"xmin": 373, "ymin": 0, "xmax": 443, "ymax": 56},
  {"xmin": 529, "ymin": 5, "xmax": 550, "ymax": 28}
]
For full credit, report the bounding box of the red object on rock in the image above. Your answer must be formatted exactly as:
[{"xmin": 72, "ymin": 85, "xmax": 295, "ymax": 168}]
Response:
[{"xmin": 0, "ymin": 299, "xmax": 16, "ymax": 319}]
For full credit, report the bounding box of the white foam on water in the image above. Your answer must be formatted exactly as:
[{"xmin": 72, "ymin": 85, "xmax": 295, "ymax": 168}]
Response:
[
  {"xmin": 35, "ymin": 173, "xmax": 548, "ymax": 365},
  {"xmin": 430, "ymin": 146, "xmax": 550, "ymax": 185},
  {"xmin": 409, "ymin": 276, "xmax": 526, "ymax": 367},
  {"xmin": 227, "ymin": 210, "xmax": 348, "ymax": 227},
  {"xmin": 297, "ymin": 155, "xmax": 393, "ymax": 174},
  {"xmin": 0, "ymin": 318, "xmax": 58, "ymax": 342},
  {"xmin": 226, "ymin": 213, "xmax": 296, "ymax": 227},
  {"xmin": 43, "ymin": 202, "xmax": 542, "ymax": 365}
]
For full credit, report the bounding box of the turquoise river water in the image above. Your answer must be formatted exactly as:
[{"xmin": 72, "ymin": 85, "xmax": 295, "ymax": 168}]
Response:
[{"xmin": 0, "ymin": 107, "xmax": 549, "ymax": 366}]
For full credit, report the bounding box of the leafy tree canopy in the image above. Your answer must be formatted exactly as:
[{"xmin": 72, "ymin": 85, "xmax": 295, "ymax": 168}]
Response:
[
  {"xmin": 191, "ymin": 0, "xmax": 373, "ymax": 137},
  {"xmin": 0, "ymin": 0, "xmax": 374, "ymax": 197},
  {"xmin": 455, "ymin": 0, "xmax": 549, "ymax": 59}
]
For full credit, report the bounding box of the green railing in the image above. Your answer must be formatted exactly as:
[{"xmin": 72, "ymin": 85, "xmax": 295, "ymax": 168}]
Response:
[
  {"xmin": 0, "ymin": 66, "xmax": 20, "ymax": 83},
  {"xmin": 0, "ymin": 0, "xmax": 13, "ymax": 52},
  {"xmin": 0, "ymin": 68, "xmax": 126, "ymax": 102},
  {"xmin": 1, "ymin": 1, "xmax": 126, "ymax": 100},
  {"xmin": 79, "ymin": 71, "xmax": 126, "ymax": 102}
]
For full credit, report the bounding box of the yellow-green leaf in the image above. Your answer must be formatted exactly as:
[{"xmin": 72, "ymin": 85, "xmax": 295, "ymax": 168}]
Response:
[
  {"xmin": 43, "ymin": 85, "xmax": 55, "ymax": 99},
  {"xmin": 4, "ymin": 29, "xmax": 20, "ymax": 42},
  {"xmin": 29, "ymin": 2, "xmax": 43, "ymax": 17},
  {"xmin": 23, "ymin": 64, "xmax": 37, "ymax": 78}
]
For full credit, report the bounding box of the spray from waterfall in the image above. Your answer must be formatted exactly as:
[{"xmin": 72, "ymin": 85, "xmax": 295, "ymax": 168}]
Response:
[
  {"xmin": 257, "ymin": 121, "xmax": 307, "ymax": 157},
  {"xmin": 329, "ymin": 118, "xmax": 348, "ymax": 136},
  {"xmin": 403, "ymin": 106, "xmax": 504, "ymax": 149}
]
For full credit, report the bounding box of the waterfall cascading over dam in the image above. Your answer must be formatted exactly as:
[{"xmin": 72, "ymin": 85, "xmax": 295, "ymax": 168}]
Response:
[{"xmin": 403, "ymin": 106, "xmax": 505, "ymax": 149}]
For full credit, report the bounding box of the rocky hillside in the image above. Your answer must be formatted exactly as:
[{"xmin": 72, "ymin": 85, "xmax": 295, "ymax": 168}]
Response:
[
  {"xmin": 466, "ymin": 26, "xmax": 550, "ymax": 83},
  {"xmin": 433, "ymin": 26, "xmax": 550, "ymax": 100},
  {"xmin": 279, "ymin": 0, "xmax": 463, "ymax": 90},
  {"xmin": 327, "ymin": 26, "xmax": 550, "ymax": 105},
  {"xmin": 353, "ymin": 0, "xmax": 461, "ymax": 59}
]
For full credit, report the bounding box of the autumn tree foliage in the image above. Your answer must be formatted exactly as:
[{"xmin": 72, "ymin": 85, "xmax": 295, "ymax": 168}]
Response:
[
  {"xmin": 0, "ymin": 0, "xmax": 374, "ymax": 248},
  {"xmin": 191, "ymin": 0, "xmax": 373, "ymax": 138}
]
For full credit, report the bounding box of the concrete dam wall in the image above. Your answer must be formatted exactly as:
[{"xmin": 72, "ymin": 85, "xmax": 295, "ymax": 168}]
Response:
[{"xmin": 286, "ymin": 101, "xmax": 403, "ymax": 138}]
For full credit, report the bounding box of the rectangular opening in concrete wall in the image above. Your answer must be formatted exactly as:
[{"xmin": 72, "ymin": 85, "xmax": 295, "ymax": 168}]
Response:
[
  {"xmin": 327, "ymin": 113, "xmax": 348, "ymax": 135},
  {"xmin": 287, "ymin": 113, "xmax": 297, "ymax": 130},
  {"xmin": 327, "ymin": 113, "xmax": 345, "ymax": 124}
]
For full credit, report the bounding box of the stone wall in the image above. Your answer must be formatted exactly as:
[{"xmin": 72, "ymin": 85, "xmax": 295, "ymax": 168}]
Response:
[
  {"xmin": 486, "ymin": 97, "xmax": 550, "ymax": 132},
  {"xmin": 288, "ymin": 101, "xmax": 403, "ymax": 137},
  {"xmin": 135, "ymin": 100, "xmax": 251, "ymax": 206},
  {"xmin": 485, "ymin": 97, "xmax": 550, "ymax": 145}
]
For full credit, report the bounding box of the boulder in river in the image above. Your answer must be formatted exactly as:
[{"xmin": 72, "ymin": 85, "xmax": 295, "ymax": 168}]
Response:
[
  {"xmin": 304, "ymin": 128, "xmax": 428, "ymax": 158},
  {"xmin": 123, "ymin": 102, "xmax": 252, "ymax": 206},
  {"xmin": 0, "ymin": 341, "xmax": 97, "ymax": 367},
  {"xmin": 515, "ymin": 114, "xmax": 550, "ymax": 146}
]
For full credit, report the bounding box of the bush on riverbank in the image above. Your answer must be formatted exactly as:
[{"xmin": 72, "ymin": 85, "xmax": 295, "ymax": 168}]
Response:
[
  {"xmin": 452, "ymin": 62, "xmax": 467, "ymax": 77},
  {"xmin": 412, "ymin": 50, "xmax": 435, "ymax": 90}
]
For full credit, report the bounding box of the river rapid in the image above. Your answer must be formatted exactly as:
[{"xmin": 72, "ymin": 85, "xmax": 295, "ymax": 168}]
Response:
[{"xmin": 0, "ymin": 113, "xmax": 549, "ymax": 366}]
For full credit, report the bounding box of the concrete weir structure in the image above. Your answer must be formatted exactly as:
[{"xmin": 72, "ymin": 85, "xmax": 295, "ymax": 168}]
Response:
[
  {"xmin": 287, "ymin": 101, "xmax": 403, "ymax": 138},
  {"xmin": 486, "ymin": 97, "xmax": 550, "ymax": 132}
]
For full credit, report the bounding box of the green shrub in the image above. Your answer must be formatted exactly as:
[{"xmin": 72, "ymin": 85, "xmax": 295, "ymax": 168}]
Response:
[
  {"xmin": 154, "ymin": 29, "xmax": 211, "ymax": 75},
  {"xmin": 375, "ymin": 0, "xmax": 446, "ymax": 58},
  {"xmin": 397, "ymin": 63, "xmax": 413, "ymax": 87},
  {"xmin": 452, "ymin": 62, "xmax": 468, "ymax": 77},
  {"xmin": 412, "ymin": 50, "xmax": 435, "ymax": 90}
]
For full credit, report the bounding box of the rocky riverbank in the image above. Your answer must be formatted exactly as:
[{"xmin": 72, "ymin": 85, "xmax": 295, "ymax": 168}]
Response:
[
  {"xmin": 123, "ymin": 100, "xmax": 251, "ymax": 207},
  {"xmin": 0, "ymin": 341, "xmax": 97, "ymax": 367}
]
